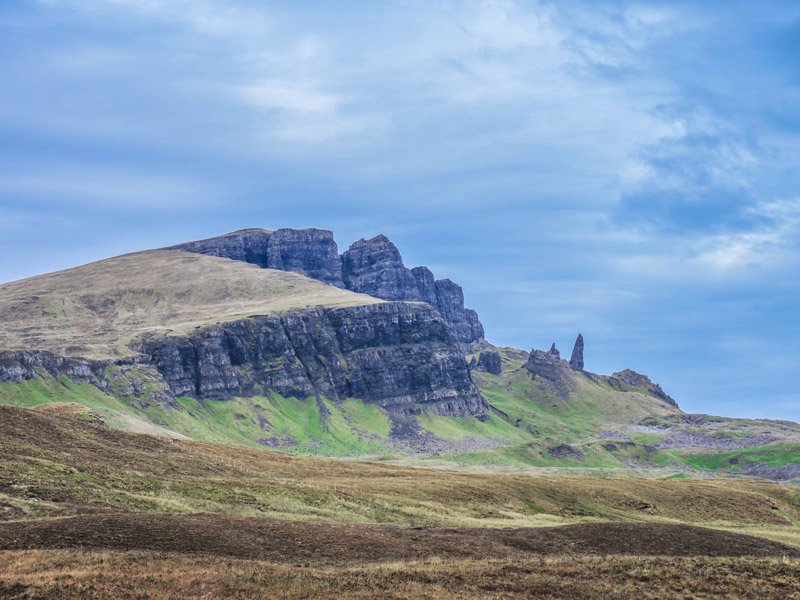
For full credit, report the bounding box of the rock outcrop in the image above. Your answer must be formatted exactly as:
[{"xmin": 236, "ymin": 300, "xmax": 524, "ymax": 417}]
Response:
[
  {"xmin": 610, "ymin": 369, "xmax": 679, "ymax": 408},
  {"xmin": 569, "ymin": 334, "xmax": 584, "ymax": 370},
  {"xmin": 342, "ymin": 236, "xmax": 484, "ymax": 344},
  {"xmin": 0, "ymin": 350, "xmax": 108, "ymax": 386},
  {"xmin": 525, "ymin": 340, "xmax": 580, "ymax": 399},
  {"xmin": 173, "ymin": 229, "xmax": 484, "ymax": 344},
  {"xmin": 172, "ymin": 228, "xmax": 344, "ymax": 288},
  {"xmin": 526, "ymin": 344, "xmax": 571, "ymax": 384},
  {"xmin": 142, "ymin": 302, "xmax": 487, "ymax": 418},
  {"xmin": 0, "ymin": 303, "xmax": 487, "ymax": 419},
  {"xmin": 474, "ymin": 350, "xmax": 502, "ymax": 375},
  {"xmin": 0, "ymin": 351, "xmax": 174, "ymax": 405}
]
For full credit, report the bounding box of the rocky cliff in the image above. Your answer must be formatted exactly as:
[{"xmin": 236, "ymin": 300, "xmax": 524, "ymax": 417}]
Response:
[
  {"xmin": 341, "ymin": 235, "xmax": 484, "ymax": 344},
  {"xmin": 171, "ymin": 228, "xmax": 344, "ymax": 288},
  {"xmin": 173, "ymin": 229, "xmax": 484, "ymax": 344},
  {"xmin": 0, "ymin": 303, "xmax": 487, "ymax": 419},
  {"xmin": 143, "ymin": 302, "xmax": 486, "ymax": 417}
]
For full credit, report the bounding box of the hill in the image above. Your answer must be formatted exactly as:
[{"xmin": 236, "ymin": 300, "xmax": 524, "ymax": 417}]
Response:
[
  {"xmin": 1, "ymin": 403, "xmax": 800, "ymax": 598},
  {"xmin": 0, "ymin": 249, "xmax": 381, "ymax": 360},
  {"xmin": 0, "ymin": 229, "xmax": 798, "ymax": 479}
]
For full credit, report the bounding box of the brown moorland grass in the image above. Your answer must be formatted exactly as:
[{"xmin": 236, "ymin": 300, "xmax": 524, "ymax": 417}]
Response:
[
  {"xmin": 1, "ymin": 514, "xmax": 797, "ymax": 562},
  {"xmin": 2, "ymin": 405, "xmax": 800, "ymax": 535},
  {"xmin": 0, "ymin": 249, "xmax": 380, "ymax": 359},
  {"xmin": 1, "ymin": 550, "xmax": 800, "ymax": 599}
]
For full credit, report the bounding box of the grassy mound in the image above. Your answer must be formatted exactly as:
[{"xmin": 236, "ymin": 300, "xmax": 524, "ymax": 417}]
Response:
[{"xmin": 0, "ymin": 249, "xmax": 380, "ymax": 359}]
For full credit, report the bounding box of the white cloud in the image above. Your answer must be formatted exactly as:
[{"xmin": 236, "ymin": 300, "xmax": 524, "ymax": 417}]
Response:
[
  {"xmin": 612, "ymin": 197, "xmax": 800, "ymax": 281},
  {"xmin": 237, "ymin": 80, "xmax": 341, "ymax": 114}
]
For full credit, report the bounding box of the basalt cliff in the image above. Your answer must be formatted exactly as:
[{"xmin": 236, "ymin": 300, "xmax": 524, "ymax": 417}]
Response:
[
  {"xmin": 172, "ymin": 228, "xmax": 484, "ymax": 345},
  {"xmin": 0, "ymin": 231, "xmax": 488, "ymax": 421}
]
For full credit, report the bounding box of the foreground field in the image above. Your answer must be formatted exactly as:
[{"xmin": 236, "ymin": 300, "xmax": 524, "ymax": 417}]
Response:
[
  {"xmin": 3, "ymin": 514, "xmax": 796, "ymax": 561},
  {"xmin": 3, "ymin": 404, "xmax": 800, "ymax": 535},
  {"xmin": 2, "ymin": 404, "xmax": 800, "ymax": 598},
  {"xmin": 2, "ymin": 551, "xmax": 800, "ymax": 599}
]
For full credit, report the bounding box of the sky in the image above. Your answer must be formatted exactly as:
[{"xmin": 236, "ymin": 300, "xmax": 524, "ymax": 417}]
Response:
[{"xmin": 1, "ymin": 0, "xmax": 799, "ymax": 420}]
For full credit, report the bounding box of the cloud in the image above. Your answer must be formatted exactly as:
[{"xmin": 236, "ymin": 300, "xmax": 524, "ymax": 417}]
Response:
[
  {"xmin": 237, "ymin": 80, "xmax": 341, "ymax": 114},
  {"xmin": 0, "ymin": 167, "xmax": 217, "ymax": 209}
]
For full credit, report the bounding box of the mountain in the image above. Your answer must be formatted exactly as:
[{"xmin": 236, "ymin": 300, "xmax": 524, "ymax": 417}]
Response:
[
  {"xmin": 1, "ymin": 228, "xmax": 799, "ymax": 481},
  {"xmin": 171, "ymin": 228, "xmax": 484, "ymax": 344}
]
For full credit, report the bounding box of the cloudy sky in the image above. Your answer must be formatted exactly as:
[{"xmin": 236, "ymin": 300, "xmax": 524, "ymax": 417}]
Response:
[{"xmin": 2, "ymin": 0, "xmax": 799, "ymax": 419}]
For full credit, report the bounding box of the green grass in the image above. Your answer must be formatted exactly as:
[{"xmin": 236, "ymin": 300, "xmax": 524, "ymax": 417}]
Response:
[
  {"xmin": 417, "ymin": 412, "xmax": 529, "ymax": 443},
  {"xmin": 0, "ymin": 378, "xmax": 395, "ymax": 457},
  {"xmin": 664, "ymin": 443, "xmax": 800, "ymax": 472}
]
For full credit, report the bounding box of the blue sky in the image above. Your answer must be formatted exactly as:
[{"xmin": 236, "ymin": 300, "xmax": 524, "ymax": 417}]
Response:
[{"xmin": 1, "ymin": 0, "xmax": 799, "ymax": 419}]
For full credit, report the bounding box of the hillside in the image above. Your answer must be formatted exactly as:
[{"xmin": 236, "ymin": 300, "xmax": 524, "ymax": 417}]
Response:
[
  {"xmin": 2, "ymin": 403, "xmax": 800, "ymax": 598},
  {"xmin": 0, "ymin": 249, "xmax": 381, "ymax": 360},
  {"xmin": 0, "ymin": 229, "xmax": 798, "ymax": 480},
  {"xmin": 0, "ymin": 238, "xmax": 485, "ymax": 418}
]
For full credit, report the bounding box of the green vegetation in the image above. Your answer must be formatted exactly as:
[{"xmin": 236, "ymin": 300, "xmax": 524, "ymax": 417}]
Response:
[
  {"xmin": 0, "ymin": 378, "xmax": 393, "ymax": 457},
  {"xmin": 3, "ymin": 403, "xmax": 800, "ymax": 533},
  {"xmin": 663, "ymin": 444, "xmax": 800, "ymax": 472}
]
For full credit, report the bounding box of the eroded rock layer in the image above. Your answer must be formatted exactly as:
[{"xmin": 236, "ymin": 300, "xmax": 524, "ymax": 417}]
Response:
[
  {"xmin": 0, "ymin": 304, "xmax": 487, "ymax": 419},
  {"xmin": 173, "ymin": 229, "xmax": 484, "ymax": 344},
  {"xmin": 143, "ymin": 302, "xmax": 486, "ymax": 417}
]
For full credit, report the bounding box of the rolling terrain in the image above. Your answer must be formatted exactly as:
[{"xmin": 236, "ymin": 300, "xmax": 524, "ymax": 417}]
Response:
[
  {"xmin": 1, "ymin": 229, "xmax": 800, "ymax": 597},
  {"xmin": 1, "ymin": 403, "xmax": 800, "ymax": 598}
]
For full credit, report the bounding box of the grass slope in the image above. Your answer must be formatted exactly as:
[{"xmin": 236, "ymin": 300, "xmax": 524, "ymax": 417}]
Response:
[
  {"xmin": 0, "ymin": 378, "xmax": 393, "ymax": 457},
  {"xmin": 420, "ymin": 348, "xmax": 800, "ymax": 477},
  {"xmin": 0, "ymin": 249, "xmax": 380, "ymax": 359},
  {"xmin": 3, "ymin": 551, "xmax": 800, "ymax": 600},
  {"xmin": 2, "ymin": 404, "xmax": 800, "ymax": 533}
]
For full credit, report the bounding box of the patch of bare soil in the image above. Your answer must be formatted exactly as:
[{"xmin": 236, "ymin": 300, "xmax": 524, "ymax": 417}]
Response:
[{"xmin": 0, "ymin": 514, "xmax": 796, "ymax": 565}]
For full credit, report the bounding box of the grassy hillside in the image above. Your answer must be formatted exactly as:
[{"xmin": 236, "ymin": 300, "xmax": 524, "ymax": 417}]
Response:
[
  {"xmin": 0, "ymin": 377, "xmax": 394, "ymax": 457},
  {"xmin": 2, "ymin": 403, "xmax": 800, "ymax": 535},
  {"xmin": 2, "ymin": 345, "xmax": 799, "ymax": 480},
  {"xmin": 2, "ymin": 404, "xmax": 800, "ymax": 599},
  {"xmin": 0, "ymin": 249, "xmax": 380, "ymax": 359},
  {"xmin": 420, "ymin": 348, "xmax": 800, "ymax": 477}
]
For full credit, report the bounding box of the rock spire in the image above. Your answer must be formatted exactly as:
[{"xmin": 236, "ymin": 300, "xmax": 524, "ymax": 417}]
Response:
[{"xmin": 569, "ymin": 333, "xmax": 584, "ymax": 370}]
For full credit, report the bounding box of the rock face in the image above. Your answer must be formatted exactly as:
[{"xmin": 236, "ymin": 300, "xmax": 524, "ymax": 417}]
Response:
[
  {"xmin": 475, "ymin": 350, "xmax": 502, "ymax": 375},
  {"xmin": 0, "ymin": 350, "xmax": 107, "ymax": 386},
  {"xmin": 526, "ymin": 344, "xmax": 570, "ymax": 384},
  {"xmin": 174, "ymin": 229, "xmax": 484, "ymax": 344},
  {"xmin": 342, "ymin": 236, "xmax": 484, "ymax": 344},
  {"xmin": 142, "ymin": 302, "xmax": 487, "ymax": 418},
  {"xmin": 0, "ymin": 304, "xmax": 487, "ymax": 419},
  {"xmin": 610, "ymin": 369, "xmax": 679, "ymax": 408},
  {"xmin": 172, "ymin": 228, "xmax": 344, "ymax": 288},
  {"xmin": 0, "ymin": 351, "xmax": 174, "ymax": 405},
  {"xmin": 525, "ymin": 342, "xmax": 579, "ymax": 399},
  {"xmin": 569, "ymin": 334, "xmax": 584, "ymax": 370}
]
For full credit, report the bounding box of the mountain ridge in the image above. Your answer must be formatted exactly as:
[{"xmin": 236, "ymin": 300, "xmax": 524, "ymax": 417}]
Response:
[{"xmin": 1, "ymin": 228, "xmax": 798, "ymax": 482}]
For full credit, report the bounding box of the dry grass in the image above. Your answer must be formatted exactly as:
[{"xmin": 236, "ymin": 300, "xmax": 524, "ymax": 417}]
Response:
[
  {"xmin": 0, "ymin": 249, "xmax": 380, "ymax": 359},
  {"xmin": 2, "ymin": 405, "xmax": 800, "ymax": 533},
  {"xmin": 2, "ymin": 550, "xmax": 800, "ymax": 599}
]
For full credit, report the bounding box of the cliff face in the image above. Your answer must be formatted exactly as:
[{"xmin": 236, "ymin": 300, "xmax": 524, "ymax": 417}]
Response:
[
  {"xmin": 0, "ymin": 303, "xmax": 486, "ymax": 419},
  {"xmin": 341, "ymin": 235, "xmax": 484, "ymax": 344},
  {"xmin": 173, "ymin": 229, "xmax": 484, "ymax": 344},
  {"xmin": 143, "ymin": 302, "xmax": 486, "ymax": 417},
  {"xmin": 172, "ymin": 228, "xmax": 344, "ymax": 288}
]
